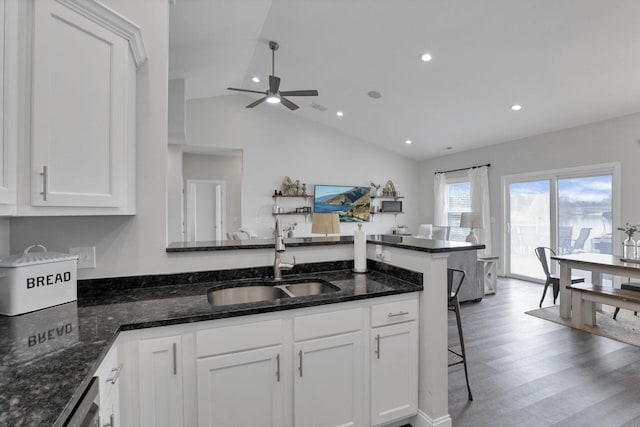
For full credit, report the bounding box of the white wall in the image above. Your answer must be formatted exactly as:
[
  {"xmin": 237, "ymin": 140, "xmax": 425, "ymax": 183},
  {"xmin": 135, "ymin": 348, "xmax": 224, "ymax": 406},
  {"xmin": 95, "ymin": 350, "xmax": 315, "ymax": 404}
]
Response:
[
  {"xmin": 418, "ymin": 112, "xmax": 640, "ymax": 269},
  {"xmin": 186, "ymin": 94, "xmax": 420, "ymax": 238},
  {"xmin": 0, "ymin": 218, "xmax": 9, "ymax": 257},
  {"xmin": 8, "ymin": 0, "xmax": 419, "ymax": 279},
  {"xmin": 167, "ymin": 144, "xmax": 183, "ymax": 243}
]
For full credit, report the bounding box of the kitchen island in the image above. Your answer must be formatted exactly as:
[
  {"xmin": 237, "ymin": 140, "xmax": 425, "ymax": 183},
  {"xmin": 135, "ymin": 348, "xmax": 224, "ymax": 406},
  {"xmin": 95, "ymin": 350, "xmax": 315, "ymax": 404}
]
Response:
[{"xmin": 0, "ymin": 236, "xmax": 482, "ymax": 426}]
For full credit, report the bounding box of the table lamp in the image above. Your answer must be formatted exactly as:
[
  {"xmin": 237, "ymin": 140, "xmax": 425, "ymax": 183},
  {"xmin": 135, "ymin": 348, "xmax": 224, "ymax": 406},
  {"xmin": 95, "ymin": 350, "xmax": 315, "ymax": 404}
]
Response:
[
  {"xmin": 460, "ymin": 212, "xmax": 482, "ymax": 244},
  {"xmin": 311, "ymin": 213, "xmax": 340, "ymax": 236}
]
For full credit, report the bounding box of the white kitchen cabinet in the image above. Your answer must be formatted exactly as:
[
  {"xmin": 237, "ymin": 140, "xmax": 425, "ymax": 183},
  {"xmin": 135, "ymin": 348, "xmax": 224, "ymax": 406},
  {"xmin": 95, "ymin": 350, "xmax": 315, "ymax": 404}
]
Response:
[
  {"xmin": 195, "ymin": 318, "xmax": 284, "ymax": 427},
  {"xmin": 0, "ymin": 0, "xmax": 18, "ymax": 215},
  {"xmin": 21, "ymin": 0, "xmax": 146, "ymax": 215},
  {"xmin": 294, "ymin": 332, "xmax": 364, "ymax": 427},
  {"xmin": 293, "ymin": 307, "xmax": 365, "ymax": 427},
  {"xmin": 138, "ymin": 335, "xmax": 185, "ymax": 427},
  {"xmin": 197, "ymin": 345, "xmax": 284, "ymax": 427},
  {"xmin": 370, "ymin": 299, "xmax": 419, "ymax": 426},
  {"xmin": 95, "ymin": 340, "xmax": 123, "ymax": 427}
]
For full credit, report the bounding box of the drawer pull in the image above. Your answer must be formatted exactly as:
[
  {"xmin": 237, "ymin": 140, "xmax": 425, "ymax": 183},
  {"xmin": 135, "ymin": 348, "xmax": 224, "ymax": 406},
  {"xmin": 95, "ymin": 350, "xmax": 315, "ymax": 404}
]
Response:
[
  {"xmin": 387, "ymin": 311, "xmax": 409, "ymax": 318},
  {"xmin": 106, "ymin": 366, "xmax": 121, "ymax": 384},
  {"xmin": 173, "ymin": 343, "xmax": 177, "ymax": 375}
]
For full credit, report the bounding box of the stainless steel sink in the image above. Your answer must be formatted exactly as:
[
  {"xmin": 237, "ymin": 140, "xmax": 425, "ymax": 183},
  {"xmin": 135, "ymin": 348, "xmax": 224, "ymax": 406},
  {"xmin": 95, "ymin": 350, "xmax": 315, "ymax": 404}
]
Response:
[
  {"xmin": 207, "ymin": 285, "xmax": 290, "ymax": 306},
  {"xmin": 206, "ymin": 279, "xmax": 340, "ymax": 306},
  {"xmin": 280, "ymin": 280, "xmax": 340, "ymax": 297}
]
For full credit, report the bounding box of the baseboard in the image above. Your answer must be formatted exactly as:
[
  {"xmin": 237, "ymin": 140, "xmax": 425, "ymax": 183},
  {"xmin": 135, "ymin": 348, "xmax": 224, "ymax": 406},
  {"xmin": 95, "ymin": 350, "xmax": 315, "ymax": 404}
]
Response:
[{"xmin": 413, "ymin": 409, "xmax": 452, "ymax": 427}]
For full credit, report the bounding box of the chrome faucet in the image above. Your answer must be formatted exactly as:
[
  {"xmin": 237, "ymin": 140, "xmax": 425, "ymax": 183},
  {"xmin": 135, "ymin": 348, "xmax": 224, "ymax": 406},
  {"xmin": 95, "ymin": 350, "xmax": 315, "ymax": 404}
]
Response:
[{"xmin": 274, "ymin": 217, "xmax": 295, "ymax": 281}]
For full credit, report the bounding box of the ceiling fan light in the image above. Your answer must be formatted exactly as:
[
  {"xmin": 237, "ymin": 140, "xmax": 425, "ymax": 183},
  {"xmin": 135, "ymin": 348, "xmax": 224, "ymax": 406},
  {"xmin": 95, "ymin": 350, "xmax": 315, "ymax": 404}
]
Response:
[{"xmin": 266, "ymin": 95, "xmax": 281, "ymax": 104}]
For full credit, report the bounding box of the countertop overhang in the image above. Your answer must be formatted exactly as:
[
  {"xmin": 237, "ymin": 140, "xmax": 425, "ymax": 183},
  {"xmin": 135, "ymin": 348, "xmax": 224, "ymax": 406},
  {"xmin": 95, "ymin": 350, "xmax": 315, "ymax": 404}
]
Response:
[{"xmin": 167, "ymin": 234, "xmax": 485, "ymax": 253}]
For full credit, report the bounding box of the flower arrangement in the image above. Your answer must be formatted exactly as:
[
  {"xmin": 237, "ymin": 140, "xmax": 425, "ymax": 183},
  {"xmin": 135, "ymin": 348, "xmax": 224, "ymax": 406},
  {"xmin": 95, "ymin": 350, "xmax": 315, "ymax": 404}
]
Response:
[
  {"xmin": 284, "ymin": 222, "xmax": 298, "ymax": 237},
  {"xmin": 617, "ymin": 222, "xmax": 639, "ymax": 239}
]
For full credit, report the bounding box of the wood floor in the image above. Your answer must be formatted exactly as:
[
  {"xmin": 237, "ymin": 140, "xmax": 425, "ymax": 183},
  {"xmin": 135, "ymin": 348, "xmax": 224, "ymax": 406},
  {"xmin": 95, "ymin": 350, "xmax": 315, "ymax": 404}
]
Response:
[{"xmin": 448, "ymin": 277, "xmax": 640, "ymax": 427}]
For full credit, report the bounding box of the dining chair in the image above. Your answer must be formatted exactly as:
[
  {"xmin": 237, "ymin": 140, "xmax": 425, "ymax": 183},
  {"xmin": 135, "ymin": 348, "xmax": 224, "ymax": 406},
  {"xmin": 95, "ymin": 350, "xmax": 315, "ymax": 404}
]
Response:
[
  {"xmin": 448, "ymin": 268, "xmax": 473, "ymax": 401},
  {"xmin": 535, "ymin": 246, "xmax": 585, "ymax": 307}
]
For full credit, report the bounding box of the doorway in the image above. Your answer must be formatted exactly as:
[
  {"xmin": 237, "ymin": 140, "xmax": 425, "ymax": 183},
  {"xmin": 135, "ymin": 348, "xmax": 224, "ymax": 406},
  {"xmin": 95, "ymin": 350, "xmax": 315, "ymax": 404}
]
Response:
[{"xmin": 186, "ymin": 179, "xmax": 225, "ymax": 241}]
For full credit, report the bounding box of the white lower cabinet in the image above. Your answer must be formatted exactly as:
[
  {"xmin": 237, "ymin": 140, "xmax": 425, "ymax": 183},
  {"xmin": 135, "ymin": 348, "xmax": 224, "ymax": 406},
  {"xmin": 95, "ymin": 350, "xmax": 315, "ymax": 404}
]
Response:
[
  {"xmin": 96, "ymin": 341, "xmax": 122, "ymax": 427},
  {"xmin": 118, "ymin": 293, "xmax": 419, "ymax": 427},
  {"xmin": 197, "ymin": 345, "xmax": 284, "ymax": 427},
  {"xmin": 138, "ymin": 335, "xmax": 184, "ymax": 427},
  {"xmin": 370, "ymin": 300, "xmax": 419, "ymax": 426},
  {"xmin": 294, "ymin": 332, "xmax": 364, "ymax": 427}
]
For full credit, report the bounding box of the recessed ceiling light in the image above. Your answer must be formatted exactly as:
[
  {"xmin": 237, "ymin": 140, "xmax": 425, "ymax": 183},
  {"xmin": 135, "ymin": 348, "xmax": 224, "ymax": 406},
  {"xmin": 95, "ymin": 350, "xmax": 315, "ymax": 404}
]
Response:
[
  {"xmin": 405, "ymin": 139, "xmax": 412, "ymax": 145},
  {"xmin": 367, "ymin": 90, "xmax": 382, "ymax": 99},
  {"xmin": 336, "ymin": 111, "xmax": 344, "ymax": 117},
  {"xmin": 420, "ymin": 53, "xmax": 432, "ymax": 62},
  {"xmin": 252, "ymin": 76, "xmax": 260, "ymax": 83},
  {"xmin": 511, "ymin": 104, "xmax": 522, "ymax": 111},
  {"xmin": 446, "ymin": 146, "xmax": 453, "ymax": 150}
]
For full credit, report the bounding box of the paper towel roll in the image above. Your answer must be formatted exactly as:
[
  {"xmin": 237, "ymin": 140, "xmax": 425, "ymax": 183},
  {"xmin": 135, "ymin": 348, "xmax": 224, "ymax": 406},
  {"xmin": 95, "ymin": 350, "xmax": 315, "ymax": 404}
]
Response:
[{"xmin": 353, "ymin": 229, "xmax": 367, "ymax": 272}]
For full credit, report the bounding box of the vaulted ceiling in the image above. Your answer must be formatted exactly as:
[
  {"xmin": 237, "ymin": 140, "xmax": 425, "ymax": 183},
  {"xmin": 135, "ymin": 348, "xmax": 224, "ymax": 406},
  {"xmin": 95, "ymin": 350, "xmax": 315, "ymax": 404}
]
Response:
[{"xmin": 169, "ymin": 0, "xmax": 640, "ymax": 160}]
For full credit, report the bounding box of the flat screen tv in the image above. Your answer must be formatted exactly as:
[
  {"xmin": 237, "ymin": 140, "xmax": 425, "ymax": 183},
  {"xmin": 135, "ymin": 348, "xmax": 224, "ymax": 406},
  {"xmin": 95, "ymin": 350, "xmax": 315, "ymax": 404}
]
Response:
[{"xmin": 314, "ymin": 185, "xmax": 371, "ymax": 222}]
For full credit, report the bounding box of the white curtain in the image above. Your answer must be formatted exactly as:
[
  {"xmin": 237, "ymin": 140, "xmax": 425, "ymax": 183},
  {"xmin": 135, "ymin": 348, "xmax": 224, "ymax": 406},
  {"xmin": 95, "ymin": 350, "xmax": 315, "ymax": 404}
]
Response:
[
  {"xmin": 468, "ymin": 166, "xmax": 491, "ymax": 256},
  {"xmin": 433, "ymin": 173, "xmax": 448, "ymax": 226}
]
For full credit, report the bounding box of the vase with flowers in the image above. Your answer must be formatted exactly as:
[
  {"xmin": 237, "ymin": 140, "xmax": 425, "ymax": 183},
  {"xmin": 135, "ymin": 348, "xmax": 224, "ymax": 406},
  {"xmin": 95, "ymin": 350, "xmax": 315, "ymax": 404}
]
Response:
[
  {"xmin": 617, "ymin": 222, "xmax": 639, "ymax": 259},
  {"xmin": 284, "ymin": 222, "xmax": 298, "ymax": 238}
]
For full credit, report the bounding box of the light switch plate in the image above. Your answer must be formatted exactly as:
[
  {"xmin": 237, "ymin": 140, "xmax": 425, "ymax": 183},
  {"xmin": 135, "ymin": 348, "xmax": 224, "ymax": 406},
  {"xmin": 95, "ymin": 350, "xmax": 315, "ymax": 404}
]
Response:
[{"xmin": 69, "ymin": 246, "xmax": 96, "ymax": 269}]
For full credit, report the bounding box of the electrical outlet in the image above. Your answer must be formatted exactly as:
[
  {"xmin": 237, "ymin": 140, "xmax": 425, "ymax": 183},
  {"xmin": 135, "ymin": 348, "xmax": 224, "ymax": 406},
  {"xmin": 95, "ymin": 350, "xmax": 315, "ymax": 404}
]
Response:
[{"xmin": 69, "ymin": 246, "xmax": 96, "ymax": 269}]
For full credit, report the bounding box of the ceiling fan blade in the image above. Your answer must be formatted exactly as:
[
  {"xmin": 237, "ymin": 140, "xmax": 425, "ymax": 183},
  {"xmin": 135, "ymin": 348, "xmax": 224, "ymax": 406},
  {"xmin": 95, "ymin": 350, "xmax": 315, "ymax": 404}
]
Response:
[
  {"xmin": 228, "ymin": 87, "xmax": 266, "ymax": 95},
  {"xmin": 279, "ymin": 97, "xmax": 299, "ymax": 110},
  {"xmin": 269, "ymin": 76, "xmax": 281, "ymax": 94},
  {"xmin": 246, "ymin": 97, "xmax": 267, "ymax": 108},
  {"xmin": 279, "ymin": 90, "xmax": 319, "ymax": 97}
]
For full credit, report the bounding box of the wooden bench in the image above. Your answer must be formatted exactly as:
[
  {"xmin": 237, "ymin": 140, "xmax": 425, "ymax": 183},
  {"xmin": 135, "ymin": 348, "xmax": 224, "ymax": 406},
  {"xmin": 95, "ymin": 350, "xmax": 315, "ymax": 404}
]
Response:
[{"xmin": 568, "ymin": 283, "xmax": 640, "ymax": 328}]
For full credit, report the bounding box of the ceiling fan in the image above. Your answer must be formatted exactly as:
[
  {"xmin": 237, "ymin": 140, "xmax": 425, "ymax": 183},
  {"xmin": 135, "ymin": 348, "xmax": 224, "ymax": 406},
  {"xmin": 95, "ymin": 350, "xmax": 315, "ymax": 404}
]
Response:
[{"xmin": 227, "ymin": 41, "xmax": 318, "ymax": 111}]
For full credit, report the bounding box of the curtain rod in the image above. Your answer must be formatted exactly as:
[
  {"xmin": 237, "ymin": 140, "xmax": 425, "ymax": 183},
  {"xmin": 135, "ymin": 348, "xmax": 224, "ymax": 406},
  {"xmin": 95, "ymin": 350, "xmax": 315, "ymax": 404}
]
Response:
[{"xmin": 434, "ymin": 163, "xmax": 491, "ymax": 175}]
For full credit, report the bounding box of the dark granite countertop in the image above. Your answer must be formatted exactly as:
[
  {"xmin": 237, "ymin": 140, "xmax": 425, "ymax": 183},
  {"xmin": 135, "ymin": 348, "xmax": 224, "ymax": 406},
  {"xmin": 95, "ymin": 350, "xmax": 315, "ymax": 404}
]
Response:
[
  {"xmin": 167, "ymin": 234, "xmax": 484, "ymax": 253},
  {"xmin": 0, "ymin": 266, "xmax": 420, "ymax": 426}
]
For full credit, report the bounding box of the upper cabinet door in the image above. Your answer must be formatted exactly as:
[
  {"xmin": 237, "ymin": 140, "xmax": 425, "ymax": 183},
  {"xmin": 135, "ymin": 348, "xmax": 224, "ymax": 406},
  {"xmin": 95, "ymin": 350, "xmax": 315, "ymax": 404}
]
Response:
[
  {"xmin": 0, "ymin": 0, "xmax": 17, "ymax": 213},
  {"xmin": 31, "ymin": 0, "xmax": 128, "ymax": 208}
]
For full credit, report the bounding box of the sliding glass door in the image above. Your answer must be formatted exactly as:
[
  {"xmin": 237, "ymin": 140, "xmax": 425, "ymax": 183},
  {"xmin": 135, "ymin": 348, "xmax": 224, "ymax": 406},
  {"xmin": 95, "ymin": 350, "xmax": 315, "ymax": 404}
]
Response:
[{"xmin": 504, "ymin": 165, "xmax": 617, "ymax": 282}]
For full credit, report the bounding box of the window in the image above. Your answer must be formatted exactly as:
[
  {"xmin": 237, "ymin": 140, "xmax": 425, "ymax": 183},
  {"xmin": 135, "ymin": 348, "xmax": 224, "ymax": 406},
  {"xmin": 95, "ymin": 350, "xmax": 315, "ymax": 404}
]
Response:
[{"xmin": 447, "ymin": 181, "xmax": 471, "ymax": 241}]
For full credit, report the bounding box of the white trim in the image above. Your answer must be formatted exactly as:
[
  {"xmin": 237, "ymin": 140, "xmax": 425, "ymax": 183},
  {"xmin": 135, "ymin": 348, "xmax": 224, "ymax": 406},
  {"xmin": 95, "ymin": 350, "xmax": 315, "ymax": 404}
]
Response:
[
  {"xmin": 55, "ymin": 0, "xmax": 147, "ymax": 68},
  {"xmin": 501, "ymin": 162, "xmax": 621, "ymax": 277},
  {"xmin": 414, "ymin": 409, "xmax": 452, "ymax": 427}
]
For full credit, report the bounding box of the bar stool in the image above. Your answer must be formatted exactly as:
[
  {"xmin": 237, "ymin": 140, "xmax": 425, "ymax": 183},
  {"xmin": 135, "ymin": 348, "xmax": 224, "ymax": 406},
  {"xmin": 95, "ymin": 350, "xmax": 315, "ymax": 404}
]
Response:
[{"xmin": 448, "ymin": 268, "xmax": 473, "ymax": 401}]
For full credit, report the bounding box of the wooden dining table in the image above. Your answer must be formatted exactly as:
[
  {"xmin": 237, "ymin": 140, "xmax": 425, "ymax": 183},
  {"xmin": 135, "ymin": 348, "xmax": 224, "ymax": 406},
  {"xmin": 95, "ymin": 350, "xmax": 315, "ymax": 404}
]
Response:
[{"xmin": 552, "ymin": 253, "xmax": 640, "ymax": 320}]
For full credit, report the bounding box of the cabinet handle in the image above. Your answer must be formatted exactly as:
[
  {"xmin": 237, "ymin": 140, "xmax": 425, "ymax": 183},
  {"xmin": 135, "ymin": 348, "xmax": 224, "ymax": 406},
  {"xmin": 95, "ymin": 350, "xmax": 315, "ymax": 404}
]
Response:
[
  {"xmin": 103, "ymin": 413, "xmax": 114, "ymax": 427},
  {"xmin": 172, "ymin": 343, "xmax": 177, "ymax": 375},
  {"xmin": 106, "ymin": 366, "xmax": 121, "ymax": 384},
  {"xmin": 40, "ymin": 166, "xmax": 48, "ymax": 201},
  {"xmin": 298, "ymin": 350, "xmax": 303, "ymax": 377},
  {"xmin": 375, "ymin": 334, "xmax": 381, "ymax": 359},
  {"xmin": 276, "ymin": 353, "xmax": 281, "ymax": 382},
  {"xmin": 387, "ymin": 311, "xmax": 409, "ymax": 318}
]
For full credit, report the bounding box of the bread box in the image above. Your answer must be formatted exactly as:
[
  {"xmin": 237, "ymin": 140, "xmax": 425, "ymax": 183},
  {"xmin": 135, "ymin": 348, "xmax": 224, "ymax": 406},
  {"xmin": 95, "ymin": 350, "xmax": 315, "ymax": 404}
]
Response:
[{"xmin": 0, "ymin": 245, "xmax": 79, "ymax": 316}]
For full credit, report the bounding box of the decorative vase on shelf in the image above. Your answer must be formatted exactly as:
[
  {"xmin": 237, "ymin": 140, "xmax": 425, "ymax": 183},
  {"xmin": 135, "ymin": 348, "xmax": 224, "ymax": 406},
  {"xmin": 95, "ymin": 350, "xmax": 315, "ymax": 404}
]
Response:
[
  {"xmin": 623, "ymin": 237, "xmax": 636, "ymax": 259},
  {"xmin": 287, "ymin": 230, "xmax": 294, "ymax": 238}
]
